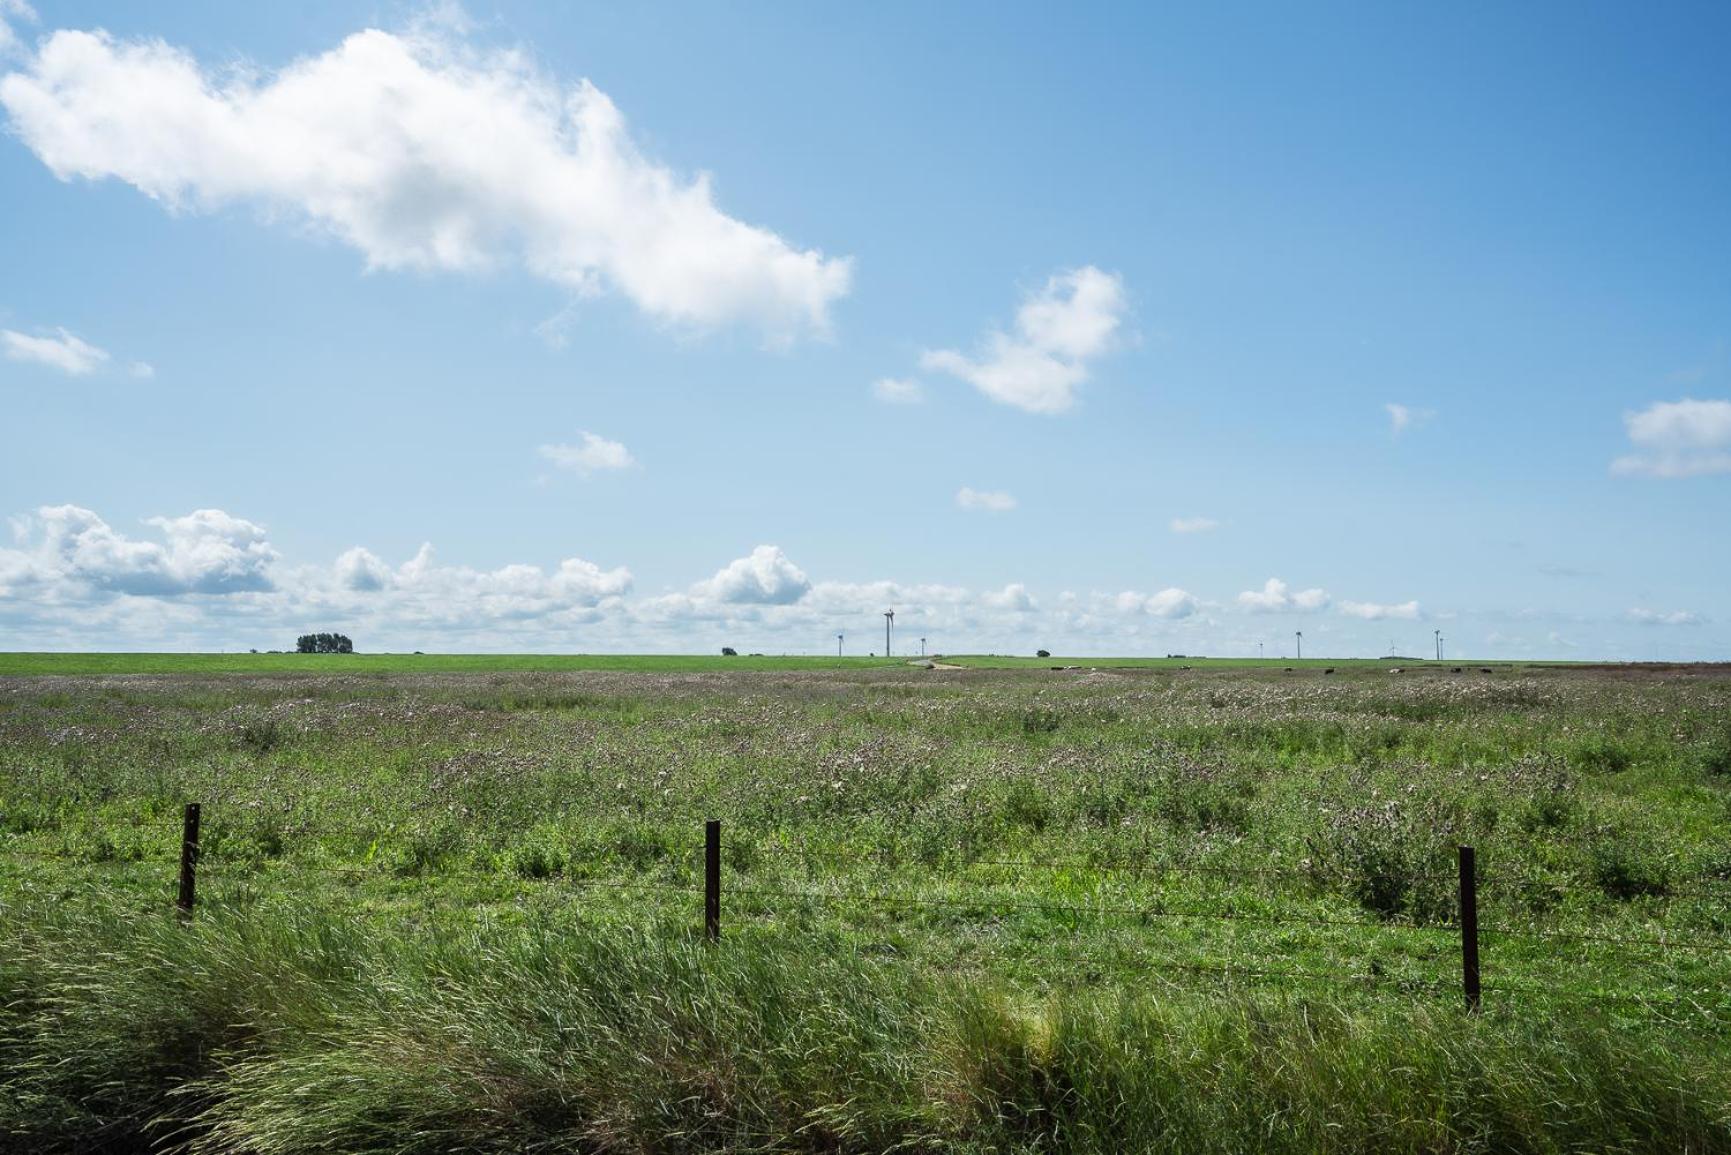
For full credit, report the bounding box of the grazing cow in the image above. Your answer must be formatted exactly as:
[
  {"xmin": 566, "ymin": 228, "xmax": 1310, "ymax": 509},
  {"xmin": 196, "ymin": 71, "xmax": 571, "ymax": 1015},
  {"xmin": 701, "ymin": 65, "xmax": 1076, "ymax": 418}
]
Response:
[{"xmin": 1323, "ymin": 668, "xmax": 1336, "ymax": 675}]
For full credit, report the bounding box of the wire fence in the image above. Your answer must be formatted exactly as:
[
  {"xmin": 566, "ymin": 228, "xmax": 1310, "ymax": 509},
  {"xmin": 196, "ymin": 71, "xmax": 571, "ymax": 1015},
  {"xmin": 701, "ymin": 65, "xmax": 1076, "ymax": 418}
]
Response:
[{"xmin": 6, "ymin": 804, "xmax": 1729, "ymax": 1018}]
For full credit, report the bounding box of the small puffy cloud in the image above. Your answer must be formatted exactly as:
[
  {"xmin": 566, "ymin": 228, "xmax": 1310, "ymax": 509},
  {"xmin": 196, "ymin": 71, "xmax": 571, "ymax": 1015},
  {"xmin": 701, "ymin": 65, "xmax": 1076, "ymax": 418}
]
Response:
[
  {"xmin": 128, "ymin": 361, "xmax": 155, "ymax": 379},
  {"xmin": 956, "ymin": 486, "xmax": 1016, "ymax": 513},
  {"xmin": 0, "ymin": 21, "xmax": 850, "ymax": 341},
  {"xmin": 0, "ymin": 1, "xmax": 35, "ymax": 58},
  {"xmin": 1238, "ymin": 577, "xmax": 1330, "ymax": 613},
  {"xmin": 334, "ymin": 546, "xmax": 392, "ymax": 591},
  {"xmin": 1339, "ymin": 599, "xmax": 1421, "ymax": 621},
  {"xmin": 921, "ymin": 266, "xmax": 1126, "ymax": 414},
  {"xmin": 1628, "ymin": 607, "xmax": 1702, "ymax": 626},
  {"xmin": 538, "ymin": 431, "xmax": 635, "ymax": 476},
  {"xmin": 695, "ymin": 545, "xmax": 811, "ymax": 606},
  {"xmin": 1169, "ymin": 516, "xmax": 1217, "ymax": 534},
  {"xmin": 1611, "ymin": 398, "xmax": 1731, "ymax": 478},
  {"xmin": 1386, "ymin": 403, "xmax": 1434, "ymax": 435},
  {"xmin": 871, "ymin": 377, "xmax": 923, "ymax": 404},
  {"xmin": 2, "ymin": 326, "xmax": 108, "ymax": 375},
  {"xmin": 3, "ymin": 504, "xmax": 276, "ymax": 595}
]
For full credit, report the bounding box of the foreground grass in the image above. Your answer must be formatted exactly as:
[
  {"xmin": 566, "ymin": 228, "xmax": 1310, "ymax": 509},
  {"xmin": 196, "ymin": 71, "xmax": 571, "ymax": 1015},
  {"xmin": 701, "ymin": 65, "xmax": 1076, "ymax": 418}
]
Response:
[
  {"xmin": 3, "ymin": 664, "xmax": 1730, "ymax": 1150},
  {"xmin": 3, "ymin": 900, "xmax": 1727, "ymax": 1155}
]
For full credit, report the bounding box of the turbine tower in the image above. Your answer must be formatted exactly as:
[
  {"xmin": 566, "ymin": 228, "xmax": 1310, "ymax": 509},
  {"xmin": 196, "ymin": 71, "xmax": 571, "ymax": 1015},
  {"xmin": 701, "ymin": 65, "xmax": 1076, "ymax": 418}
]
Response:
[
  {"xmin": 837, "ymin": 632, "xmax": 844, "ymax": 657},
  {"xmin": 1295, "ymin": 630, "xmax": 1302, "ymax": 660},
  {"xmin": 1435, "ymin": 629, "xmax": 1443, "ymax": 662},
  {"xmin": 884, "ymin": 610, "xmax": 894, "ymax": 658},
  {"xmin": 920, "ymin": 636, "xmax": 927, "ymax": 657}
]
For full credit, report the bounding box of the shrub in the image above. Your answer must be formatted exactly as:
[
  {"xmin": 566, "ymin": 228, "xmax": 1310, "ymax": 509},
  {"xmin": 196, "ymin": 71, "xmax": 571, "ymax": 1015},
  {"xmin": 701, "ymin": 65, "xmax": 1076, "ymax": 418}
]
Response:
[
  {"xmin": 1305, "ymin": 798, "xmax": 1458, "ymax": 923},
  {"xmin": 1589, "ymin": 838, "xmax": 1671, "ymax": 900},
  {"xmin": 1569, "ymin": 734, "xmax": 1632, "ymax": 774}
]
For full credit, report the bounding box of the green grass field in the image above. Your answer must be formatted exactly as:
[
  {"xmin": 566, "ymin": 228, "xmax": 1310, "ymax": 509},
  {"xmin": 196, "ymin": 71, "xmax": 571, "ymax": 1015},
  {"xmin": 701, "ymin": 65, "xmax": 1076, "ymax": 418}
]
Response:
[{"xmin": 3, "ymin": 661, "xmax": 1730, "ymax": 1152}]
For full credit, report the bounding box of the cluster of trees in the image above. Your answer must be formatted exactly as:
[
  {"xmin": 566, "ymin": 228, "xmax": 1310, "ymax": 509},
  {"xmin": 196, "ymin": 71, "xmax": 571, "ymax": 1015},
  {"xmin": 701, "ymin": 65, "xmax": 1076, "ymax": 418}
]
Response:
[{"xmin": 295, "ymin": 633, "xmax": 354, "ymax": 654}]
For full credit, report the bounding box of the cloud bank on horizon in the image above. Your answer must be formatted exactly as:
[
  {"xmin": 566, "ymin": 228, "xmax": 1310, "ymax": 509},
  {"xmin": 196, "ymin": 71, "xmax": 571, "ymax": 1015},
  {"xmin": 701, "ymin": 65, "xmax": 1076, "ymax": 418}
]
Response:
[{"xmin": 0, "ymin": 501, "xmax": 1483, "ymax": 654}]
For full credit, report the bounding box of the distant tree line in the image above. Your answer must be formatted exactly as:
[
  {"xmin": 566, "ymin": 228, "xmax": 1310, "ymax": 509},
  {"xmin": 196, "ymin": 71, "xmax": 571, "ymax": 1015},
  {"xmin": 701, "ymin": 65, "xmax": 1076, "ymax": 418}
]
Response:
[{"xmin": 296, "ymin": 633, "xmax": 353, "ymax": 654}]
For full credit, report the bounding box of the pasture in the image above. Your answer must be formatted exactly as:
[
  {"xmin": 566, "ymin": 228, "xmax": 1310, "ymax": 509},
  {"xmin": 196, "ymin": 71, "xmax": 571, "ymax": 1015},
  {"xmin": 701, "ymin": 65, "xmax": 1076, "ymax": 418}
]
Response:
[{"xmin": 3, "ymin": 660, "xmax": 1729, "ymax": 1152}]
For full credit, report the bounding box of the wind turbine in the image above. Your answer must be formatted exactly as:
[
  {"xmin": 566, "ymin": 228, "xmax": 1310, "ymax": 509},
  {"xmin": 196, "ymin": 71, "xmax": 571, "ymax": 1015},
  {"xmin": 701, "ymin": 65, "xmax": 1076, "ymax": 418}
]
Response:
[
  {"xmin": 1295, "ymin": 630, "xmax": 1302, "ymax": 660},
  {"xmin": 884, "ymin": 610, "xmax": 894, "ymax": 658},
  {"xmin": 920, "ymin": 637, "xmax": 927, "ymax": 657},
  {"xmin": 837, "ymin": 632, "xmax": 844, "ymax": 657},
  {"xmin": 1435, "ymin": 629, "xmax": 1443, "ymax": 662}
]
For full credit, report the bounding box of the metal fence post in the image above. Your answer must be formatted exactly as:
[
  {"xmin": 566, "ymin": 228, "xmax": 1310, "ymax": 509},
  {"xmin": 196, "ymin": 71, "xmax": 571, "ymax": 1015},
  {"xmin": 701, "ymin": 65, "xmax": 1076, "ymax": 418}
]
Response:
[
  {"xmin": 704, "ymin": 819, "xmax": 721, "ymax": 942},
  {"xmin": 1458, "ymin": 844, "xmax": 1481, "ymax": 1012},
  {"xmin": 177, "ymin": 803, "xmax": 201, "ymax": 916}
]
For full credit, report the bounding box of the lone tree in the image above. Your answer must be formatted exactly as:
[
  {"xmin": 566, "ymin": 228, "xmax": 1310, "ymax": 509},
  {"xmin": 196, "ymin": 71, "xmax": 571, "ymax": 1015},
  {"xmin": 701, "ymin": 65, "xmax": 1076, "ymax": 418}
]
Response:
[
  {"xmin": 720, "ymin": 647, "xmax": 738, "ymax": 657},
  {"xmin": 296, "ymin": 633, "xmax": 353, "ymax": 654},
  {"xmin": 1036, "ymin": 649, "xmax": 1051, "ymax": 659}
]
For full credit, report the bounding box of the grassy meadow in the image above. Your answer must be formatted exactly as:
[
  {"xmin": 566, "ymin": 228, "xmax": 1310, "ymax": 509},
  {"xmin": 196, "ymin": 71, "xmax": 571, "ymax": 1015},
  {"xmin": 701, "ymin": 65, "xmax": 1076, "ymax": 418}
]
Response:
[{"xmin": 2, "ymin": 660, "xmax": 1730, "ymax": 1152}]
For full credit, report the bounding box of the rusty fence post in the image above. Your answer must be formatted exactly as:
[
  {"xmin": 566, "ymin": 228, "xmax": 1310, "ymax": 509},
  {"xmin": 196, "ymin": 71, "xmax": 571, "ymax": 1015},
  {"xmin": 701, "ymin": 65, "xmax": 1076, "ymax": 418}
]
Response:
[
  {"xmin": 704, "ymin": 819, "xmax": 721, "ymax": 943},
  {"xmin": 177, "ymin": 803, "xmax": 201, "ymax": 917},
  {"xmin": 1458, "ymin": 844, "xmax": 1481, "ymax": 1012}
]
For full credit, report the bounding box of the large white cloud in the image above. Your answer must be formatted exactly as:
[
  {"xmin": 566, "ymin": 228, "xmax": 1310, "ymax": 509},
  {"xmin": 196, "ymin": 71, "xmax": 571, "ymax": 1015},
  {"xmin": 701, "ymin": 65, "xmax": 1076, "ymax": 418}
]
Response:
[
  {"xmin": 324, "ymin": 543, "xmax": 632, "ymax": 625},
  {"xmin": 2, "ymin": 505, "xmax": 276, "ymax": 595},
  {"xmin": 920, "ymin": 266, "xmax": 1126, "ymax": 414},
  {"xmin": 2, "ymin": 326, "xmax": 109, "ymax": 375},
  {"xmin": 1237, "ymin": 577, "xmax": 1330, "ymax": 613},
  {"xmin": 0, "ymin": 22, "xmax": 850, "ymax": 340},
  {"xmin": 693, "ymin": 545, "xmax": 811, "ymax": 606},
  {"xmin": 1611, "ymin": 399, "xmax": 1731, "ymax": 478}
]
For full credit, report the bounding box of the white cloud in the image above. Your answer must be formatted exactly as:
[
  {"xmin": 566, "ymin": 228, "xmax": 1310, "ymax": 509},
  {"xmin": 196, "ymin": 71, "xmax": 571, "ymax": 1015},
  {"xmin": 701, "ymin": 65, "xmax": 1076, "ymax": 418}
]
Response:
[
  {"xmin": 1116, "ymin": 587, "xmax": 1199, "ymax": 619},
  {"xmin": 982, "ymin": 582, "xmax": 1036, "ymax": 612},
  {"xmin": 1237, "ymin": 577, "xmax": 1330, "ymax": 613},
  {"xmin": 128, "ymin": 360, "xmax": 155, "ymax": 379},
  {"xmin": 0, "ymin": 1, "xmax": 35, "ymax": 59},
  {"xmin": 956, "ymin": 486, "xmax": 1016, "ymax": 513},
  {"xmin": 1611, "ymin": 398, "xmax": 1731, "ymax": 478},
  {"xmin": 1628, "ymin": 607, "xmax": 1702, "ymax": 627},
  {"xmin": 1169, "ymin": 516, "xmax": 1218, "ymax": 534},
  {"xmin": 1386, "ymin": 403, "xmax": 1434, "ymax": 435},
  {"xmin": 920, "ymin": 266, "xmax": 1126, "ymax": 414},
  {"xmin": 0, "ymin": 22, "xmax": 850, "ymax": 341},
  {"xmin": 1339, "ymin": 599, "xmax": 1421, "ymax": 621},
  {"xmin": 334, "ymin": 546, "xmax": 392, "ymax": 592},
  {"xmin": 694, "ymin": 545, "xmax": 811, "ymax": 606},
  {"xmin": 333, "ymin": 543, "xmax": 631, "ymax": 623},
  {"xmin": 2, "ymin": 504, "xmax": 276, "ymax": 595},
  {"xmin": 2, "ymin": 326, "xmax": 109, "ymax": 375},
  {"xmin": 871, "ymin": 377, "xmax": 923, "ymax": 404},
  {"xmin": 538, "ymin": 431, "xmax": 634, "ymax": 476}
]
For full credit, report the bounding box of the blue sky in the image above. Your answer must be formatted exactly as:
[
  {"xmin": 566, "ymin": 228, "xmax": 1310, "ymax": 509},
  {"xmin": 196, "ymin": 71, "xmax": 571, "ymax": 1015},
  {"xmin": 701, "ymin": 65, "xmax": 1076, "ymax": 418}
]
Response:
[{"xmin": 2, "ymin": 0, "xmax": 1727, "ymax": 658}]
